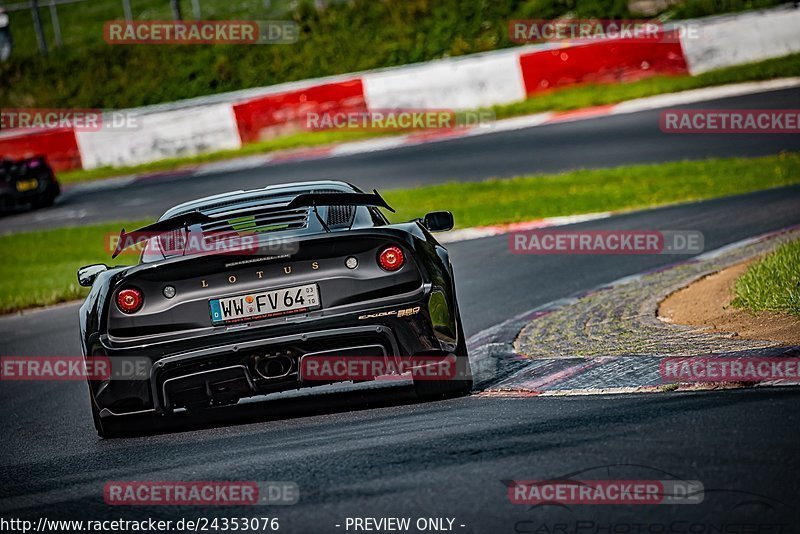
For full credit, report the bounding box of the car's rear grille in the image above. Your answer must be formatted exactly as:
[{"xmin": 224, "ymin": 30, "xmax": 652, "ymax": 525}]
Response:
[{"xmin": 199, "ymin": 206, "xmax": 309, "ymax": 234}]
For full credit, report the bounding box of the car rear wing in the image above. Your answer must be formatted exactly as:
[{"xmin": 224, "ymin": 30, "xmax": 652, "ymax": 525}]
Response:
[
  {"xmin": 111, "ymin": 210, "xmax": 212, "ymax": 259},
  {"xmin": 287, "ymin": 190, "xmax": 395, "ymax": 212},
  {"xmin": 111, "ymin": 191, "xmax": 395, "ymax": 258}
]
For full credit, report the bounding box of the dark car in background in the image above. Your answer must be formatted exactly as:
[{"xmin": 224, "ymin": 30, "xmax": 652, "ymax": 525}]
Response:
[{"xmin": 0, "ymin": 155, "xmax": 60, "ymax": 212}]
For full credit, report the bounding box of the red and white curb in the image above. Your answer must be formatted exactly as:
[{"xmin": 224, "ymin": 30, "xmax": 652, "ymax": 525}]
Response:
[
  {"xmin": 467, "ymin": 223, "xmax": 800, "ymax": 395},
  {"xmin": 5, "ymin": 6, "xmax": 799, "ymax": 173},
  {"xmin": 203, "ymin": 77, "xmax": 800, "ymax": 165},
  {"xmin": 438, "ymin": 212, "xmax": 612, "ymax": 244}
]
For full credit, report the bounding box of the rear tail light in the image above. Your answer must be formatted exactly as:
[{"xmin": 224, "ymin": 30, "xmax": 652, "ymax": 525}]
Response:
[
  {"xmin": 116, "ymin": 287, "xmax": 144, "ymax": 314},
  {"xmin": 378, "ymin": 246, "xmax": 405, "ymax": 272}
]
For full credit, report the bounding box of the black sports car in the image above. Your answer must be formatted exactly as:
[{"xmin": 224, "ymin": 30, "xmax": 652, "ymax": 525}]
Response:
[
  {"xmin": 0, "ymin": 155, "xmax": 60, "ymax": 212},
  {"xmin": 78, "ymin": 180, "xmax": 472, "ymax": 437}
]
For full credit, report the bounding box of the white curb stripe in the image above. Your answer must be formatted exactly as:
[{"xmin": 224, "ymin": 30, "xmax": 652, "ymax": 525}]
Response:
[{"xmin": 438, "ymin": 212, "xmax": 613, "ymax": 244}]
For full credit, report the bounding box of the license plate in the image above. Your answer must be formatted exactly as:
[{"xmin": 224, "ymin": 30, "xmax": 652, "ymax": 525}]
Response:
[
  {"xmin": 210, "ymin": 283, "xmax": 320, "ymax": 325},
  {"xmin": 16, "ymin": 178, "xmax": 38, "ymax": 192}
]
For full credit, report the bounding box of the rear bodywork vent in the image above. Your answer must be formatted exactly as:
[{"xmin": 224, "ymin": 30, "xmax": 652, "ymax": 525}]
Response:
[
  {"xmin": 200, "ymin": 206, "xmax": 309, "ymax": 234},
  {"xmin": 326, "ymin": 205, "xmax": 355, "ymax": 227},
  {"xmin": 188, "ymin": 193, "xmax": 295, "ymax": 213},
  {"xmin": 311, "ymin": 188, "xmax": 355, "ymax": 228}
]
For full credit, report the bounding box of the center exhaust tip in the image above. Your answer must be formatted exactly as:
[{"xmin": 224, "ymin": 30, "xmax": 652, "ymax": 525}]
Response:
[{"xmin": 253, "ymin": 354, "xmax": 293, "ymax": 379}]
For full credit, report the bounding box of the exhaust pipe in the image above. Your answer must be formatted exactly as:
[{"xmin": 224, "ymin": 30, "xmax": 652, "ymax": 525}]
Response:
[{"xmin": 253, "ymin": 354, "xmax": 293, "ymax": 379}]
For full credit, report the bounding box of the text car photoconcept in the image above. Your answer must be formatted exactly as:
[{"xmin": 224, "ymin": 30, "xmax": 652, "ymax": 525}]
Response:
[{"xmin": 78, "ymin": 180, "xmax": 472, "ymax": 437}]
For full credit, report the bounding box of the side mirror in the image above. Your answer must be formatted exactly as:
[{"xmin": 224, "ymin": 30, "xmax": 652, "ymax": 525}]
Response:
[
  {"xmin": 77, "ymin": 264, "xmax": 108, "ymax": 287},
  {"xmin": 422, "ymin": 211, "xmax": 454, "ymax": 232}
]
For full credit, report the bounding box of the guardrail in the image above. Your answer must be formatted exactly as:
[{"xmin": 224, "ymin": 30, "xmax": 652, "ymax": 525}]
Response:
[{"xmin": 2, "ymin": 5, "xmax": 799, "ymax": 172}]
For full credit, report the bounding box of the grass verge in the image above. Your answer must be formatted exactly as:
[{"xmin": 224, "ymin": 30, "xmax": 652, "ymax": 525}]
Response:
[
  {"xmin": 732, "ymin": 239, "xmax": 800, "ymax": 317},
  {"xmin": 0, "ymin": 221, "xmax": 146, "ymax": 315},
  {"xmin": 2, "ymin": 153, "xmax": 799, "ymax": 314},
  {"xmin": 56, "ymin": 53, "xmax": 800, "ymax": 186},
  {"xmin": 383, "ymin": 153, "xmax": 800, "ymax": 227}
]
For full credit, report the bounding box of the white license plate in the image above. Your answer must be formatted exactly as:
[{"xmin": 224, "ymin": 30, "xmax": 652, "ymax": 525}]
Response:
[{"xmin": 210, "ymin": 284, "xmax": 320, "ymax": 325}]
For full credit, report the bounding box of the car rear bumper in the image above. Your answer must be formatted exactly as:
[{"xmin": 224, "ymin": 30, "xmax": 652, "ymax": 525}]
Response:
[{"xmin": 90, "ymin": 294, "xmax": 462, "ymax": 418}]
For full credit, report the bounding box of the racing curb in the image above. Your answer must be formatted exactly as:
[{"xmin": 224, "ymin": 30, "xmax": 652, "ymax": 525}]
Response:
[
  {"xmin": 64, "ymin": 77, "xmax": 800, "ymax": 196},
  {"xmin": 466, "ymin": 224, "xmax": 800, "ymax": 396}
]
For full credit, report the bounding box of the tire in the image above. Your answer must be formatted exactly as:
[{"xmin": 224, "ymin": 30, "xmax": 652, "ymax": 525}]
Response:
[
  {"xmin": 31, "ymin": 183, "xmax": 58, "ymax": 209},
  {"xmin": 413, "ymin": 313, "xmax": 473, "ymax": 399},
  {"xmin": 88, "ymin": 383, "xmax": 160, "ymax": 438},
  {"xmin": 0, "ymin": 195, "xmax": 12, "ymax": 213},
  {"xmin": 31, "ymin": 195, "xmax": 55, "ymax": 209}
]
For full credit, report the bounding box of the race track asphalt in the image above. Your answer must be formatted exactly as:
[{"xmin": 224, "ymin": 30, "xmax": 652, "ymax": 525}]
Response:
[
  {"xmin": 1, "ymin": 186, "xmax": 799, "ymax": 530},
  {"xmin": 2, "ymin": 87, "xmax": 799, "ymax": 234}
]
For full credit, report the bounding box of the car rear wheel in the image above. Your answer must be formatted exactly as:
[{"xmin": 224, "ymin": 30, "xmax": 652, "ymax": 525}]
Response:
[
  {"xmin": 31, "ymin": 182, "xmax": 58, "ymax": 209},
  {"xmin": 88, "ymin": 384, "xmax": 160, "ymax": 438},
  {"xmin": 0, "ymin": 195, "xmax": 12, "ymax": 213},
  {"xmin": 413, "ymin": 313, "xmax": 473, "ymax": 399},
  {"xmin": 31, "ymin": 195, "xmax": 55, "ymax": 209}
]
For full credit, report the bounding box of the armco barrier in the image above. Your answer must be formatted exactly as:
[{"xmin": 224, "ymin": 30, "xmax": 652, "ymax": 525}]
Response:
[
  {"xmin": 75, "ymin": 103, "xmax": 241, "ymax": 170},
  {"xmin": 2, "ymin": 6, "xmax": 798, "ymax": 172},
  {"xmin": 519, "ymin": 31, "xmax": 688, "ymax": 96},
  {"xmin": 362, "ymin": 49, "xmax": 526, "ymax": 110},
  {"xmin": 0, "ymin": 128, "xmax": 81, "ymax": 171},
  {"xmin": 233, "ymin": 79, "xmax": 366, "ymax": 144},
  {"xmin": 680, "ymin": 6, "xmax": 800, "ymax": 74}
]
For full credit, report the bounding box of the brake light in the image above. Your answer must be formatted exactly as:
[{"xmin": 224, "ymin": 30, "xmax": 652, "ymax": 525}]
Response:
[
  {"xmin": 378, "ymin": 246, "xmax": 404, "ymax": 271},
  {"xmin": 116, "ymin": 287, "xmax": 144, "ymax": 314}
]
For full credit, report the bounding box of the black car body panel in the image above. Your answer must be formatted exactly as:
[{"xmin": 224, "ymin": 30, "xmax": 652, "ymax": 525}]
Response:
[
  {"xmin": 78, "ymin": 180, "xmax": 468, "ymax": 428},
  {"xmin": 0, "ymin": 155, "xmax": 60, "ymax": 211}
]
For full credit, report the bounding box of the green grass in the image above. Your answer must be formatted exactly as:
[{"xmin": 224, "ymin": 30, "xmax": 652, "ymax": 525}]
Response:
[
  {"xmin": 2, "ymin": 153, "xmax": 799, "ymax": 314},
  {"xmin": 55, "ymin": 52, "xmax": 800, "ymax": 185},
  {"xmin": 382, "ymin": 153, "xmax": 800, "ymax": 228},
  {"xmin": 732, "ymin": 239, "xmax": 800, "ymax": 317},
  {"xmin": 7, "ymin": 0, "xmax": 778, "ymax": 60},
  {"xmin": 1, "ymin": 0, "xmax": 785, "ymax": 109},
  {"xmin": 0, "ymin": 221, "xmax": 147, "ymax": 314}
]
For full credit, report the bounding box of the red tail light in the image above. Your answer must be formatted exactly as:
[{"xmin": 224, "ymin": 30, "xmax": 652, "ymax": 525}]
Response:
[
  {"xmin": 378, "ymin": 246, "xmax": 404, "ymax": 271},
  {"xmin": 116, "ymin": 287, "xmax": 144, "ymax": 314}
]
